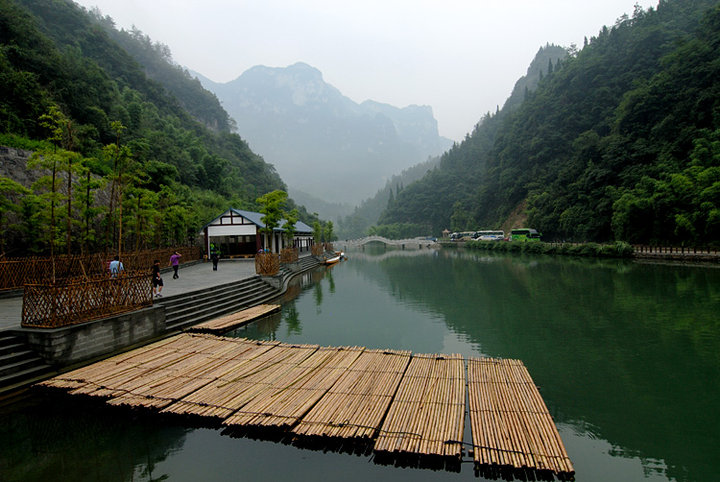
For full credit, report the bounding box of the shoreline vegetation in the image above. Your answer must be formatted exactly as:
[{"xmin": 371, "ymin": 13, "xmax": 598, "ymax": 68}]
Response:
[{"xmin": 442, "ymin": 239, "xmax": 720, "ymax": 263}]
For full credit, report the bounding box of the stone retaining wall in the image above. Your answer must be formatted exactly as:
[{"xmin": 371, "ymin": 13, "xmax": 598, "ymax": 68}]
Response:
[{"xmin": 23, "ymin": 305, "xmax": 166, "ymax": 366}]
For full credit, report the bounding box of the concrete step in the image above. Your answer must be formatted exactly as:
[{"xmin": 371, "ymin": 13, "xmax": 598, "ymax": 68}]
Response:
[
  {"xmin": 0, "ymin": 362, "xmax": 54, "ymax": 389},
  {"xmin": 154, "ymin": 277, "xmax": 261, "ymax": 305},
  {"xmin": 162, "ymin": 280, "xmax": 268, "ymax": 316},
  {"xmin": 0, "ymin": 348, "xmax": 35, "ymax": 365},
  {"xmin": 0, "ymin": 355, "xmax": 47, "ymax": 379},
  {"xmin": 165, "ymin": 286, "xmax": 279, "ymax": 330},
  {"xmin": 0, "ymin": 333, "xmax": 54, "ymax": 391},
  {"xmin": 0, "ymin": 342, "xmax": 26, "ymax": 358}
]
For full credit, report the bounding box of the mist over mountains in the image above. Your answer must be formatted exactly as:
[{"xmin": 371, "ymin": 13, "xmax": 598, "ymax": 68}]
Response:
[{"xmin": 194, "ymin": 62, "xmax": 452, "ymax": 210}]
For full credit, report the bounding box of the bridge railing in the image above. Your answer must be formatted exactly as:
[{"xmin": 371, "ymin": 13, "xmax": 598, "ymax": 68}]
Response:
[{"xmin": 341, "ymin": 236, "xmax": 438, "ymax": 248}]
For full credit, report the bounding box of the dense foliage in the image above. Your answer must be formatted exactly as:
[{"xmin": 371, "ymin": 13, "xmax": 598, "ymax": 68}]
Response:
[
  {"xmin": 380, "ymin": 0, "xmax": 720, "ymax": 245},
  {"xmin": 0, "ymin": 0, "xmax": 315, "ymax": 255}
]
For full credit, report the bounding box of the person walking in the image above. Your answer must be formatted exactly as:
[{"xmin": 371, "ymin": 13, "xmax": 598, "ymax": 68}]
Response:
[
  {"xmin": 152, "ymin": 259, "xmax": 163, "ymax": 297},
  {"xmin": 210, "ymin": 244, "xmax": 219, "ymax": 271},
  {"xmin": 169, "ymin": 251, "xmax": 182, "ymax": 279}
]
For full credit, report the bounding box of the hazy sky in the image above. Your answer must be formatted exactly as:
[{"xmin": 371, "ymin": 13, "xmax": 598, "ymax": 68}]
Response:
[{"xmin": 75, "ymin": 0, "xmax": 656, "ymax": 141}]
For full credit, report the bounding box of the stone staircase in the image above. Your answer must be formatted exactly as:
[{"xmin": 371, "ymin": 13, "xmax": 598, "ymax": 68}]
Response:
[
  {"xmin": 276, "ymin": 255, "xmax": 324, "ymax": 286},
  {"xmin": 156, "ymin": 275, "xmax": 282, "ymax": 332},
  {"xmin": 0, "ymin": 331, "xmax": 54, "ymax": 392},
  {"xmin": 0, "ymin": 256, "xmax": 323, "ymax": 393}
]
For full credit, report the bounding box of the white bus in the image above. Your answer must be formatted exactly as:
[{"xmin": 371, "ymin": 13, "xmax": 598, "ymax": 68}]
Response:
[{"xmin": 474, "ymin": 230, "xmax": 505, "ymax": 241}]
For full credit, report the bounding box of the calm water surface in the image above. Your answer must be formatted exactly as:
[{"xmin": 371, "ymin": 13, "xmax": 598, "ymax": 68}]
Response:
[{"xmin": 1, "ymin": 247, "xmax": 718, "ymax": 481}]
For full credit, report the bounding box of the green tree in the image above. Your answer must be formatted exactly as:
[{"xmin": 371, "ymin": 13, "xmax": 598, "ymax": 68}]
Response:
[
  {"xmin": 104, "ymin": 121, "xmax": 134, "ymax": 255},
  {"xmin": 282, "ymin": 208, "xmax": 300, "ymax": 247},
  {"xmin": 313, "ymin": 220, "xmax": 324, "ymax": 244},
  {"xmin": 29, "ymin": 105, "xmax": 82, "ymax": 268},
  {"xmin": 325, "ymin": 221, "xmax": 335, "ymax": 242},
  {"xmin": 256, "ymin": 190, "xmax": 288, "ymax": 251}
]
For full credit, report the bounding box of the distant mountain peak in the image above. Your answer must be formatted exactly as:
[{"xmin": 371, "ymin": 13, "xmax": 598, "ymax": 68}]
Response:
[
  {"xmin": 244, "ymin": 62, "xmax": 323, "ymax": 81},
  {"xmin": 197, "ymin": 62, "xmax": 452, "ymax": 205}
]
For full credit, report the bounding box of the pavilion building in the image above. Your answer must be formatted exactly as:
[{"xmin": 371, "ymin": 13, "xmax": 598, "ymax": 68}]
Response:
[{"xmin": 202, "ymin": 208, "xmax": 314, "ymax": 257}]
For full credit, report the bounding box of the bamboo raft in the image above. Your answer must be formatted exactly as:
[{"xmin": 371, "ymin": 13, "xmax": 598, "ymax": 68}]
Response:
[
  {"xmin": 187, "ymin": 304, "xmax": 281, "ymax": 334},
  {"xmin": 468, "ymin": 358, "xmax": 574, "ymax": 479},
  {"xmin": 39, "ymin": 333, "xmax": 574, "ymax": 479},
  {"xmin": 374, "ymin": 353, "xmax": 465, "ymax": 461}
]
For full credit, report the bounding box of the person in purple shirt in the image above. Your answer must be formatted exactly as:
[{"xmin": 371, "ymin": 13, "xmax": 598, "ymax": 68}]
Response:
[{"xmin": 169, "ymin": 251, "xmax": 182, "ymax": 279}]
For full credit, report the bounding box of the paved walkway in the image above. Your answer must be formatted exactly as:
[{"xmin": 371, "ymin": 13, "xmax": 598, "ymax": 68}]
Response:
[{"xmin": 0, "ymin": 259, "xmax": 258, "ymax": 332}]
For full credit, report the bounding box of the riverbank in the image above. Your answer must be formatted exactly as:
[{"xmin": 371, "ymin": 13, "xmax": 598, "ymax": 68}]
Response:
[{"xmin": 441, "ymin": 239, "xmax": 720, "ymax": 263}]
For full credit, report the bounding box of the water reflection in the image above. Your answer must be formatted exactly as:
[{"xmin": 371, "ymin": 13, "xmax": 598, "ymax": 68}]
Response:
[
  {"xmin": 0, "ymin": 392, "xmax": 188, "ymax": 481},
  {"xmin": 2, "ymin": 248, "xmax": 717, "ymax": 482},
  {"xmin": 240, "ymin": 247, "xmax": 719, "ymax": 481},
  {"xmin": 358, "ymin": 248, "xmax": 720, "ymax": 482}
]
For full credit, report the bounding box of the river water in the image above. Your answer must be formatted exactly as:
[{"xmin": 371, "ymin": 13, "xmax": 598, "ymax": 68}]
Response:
[{"xmin": 1, "ymin": 247, "xmax": 718, "ymax": 481}]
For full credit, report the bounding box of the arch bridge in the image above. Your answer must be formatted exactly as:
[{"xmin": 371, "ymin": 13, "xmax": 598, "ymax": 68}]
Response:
[{"xmin": 338, "ymin": 236, "xmax": 438, "ymax": 251}]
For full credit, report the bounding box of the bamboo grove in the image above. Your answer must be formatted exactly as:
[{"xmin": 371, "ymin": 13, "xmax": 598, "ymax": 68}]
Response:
[{"xmin": 1, "ymin": 112, "xmax": 205, "ymax": 256}]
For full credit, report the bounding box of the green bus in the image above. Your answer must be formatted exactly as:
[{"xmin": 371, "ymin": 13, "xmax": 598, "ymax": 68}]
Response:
[{"xmin": 509, "ymin": 228, "xmax": 542, "ymax": 242}]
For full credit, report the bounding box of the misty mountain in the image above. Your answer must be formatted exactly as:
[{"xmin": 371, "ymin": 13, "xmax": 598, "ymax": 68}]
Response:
[
  {"xmin": 194, "ymin": 63, "xmax": 452, "ymax": 206},
  {"xmin": 288, "ymin": 189, "xmax": 353, "ymax": 222}
]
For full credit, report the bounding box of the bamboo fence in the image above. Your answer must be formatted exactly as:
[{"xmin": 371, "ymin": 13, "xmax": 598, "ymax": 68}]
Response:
[
  {"xmin": 633, "ymin": 245, "xmax": 720, "ymax": 255},
  {"xmin": 21, "ymin": 270, "xmax": 153, "ymax": 328},
  {"xmin": 467, "ymin": 357, "xmax": 574, "ymax": 477},
  {"xmin": 280, "ymin": 247, "xmax": 299, "ymax": 264},
  {"xmin": 255, "ymin": 252, "xmax": 280, "ymax": 276},
  {"xmin": 0, "ymin": 247, "xmax": 202, "ymax": 291},
  {"xmin": 39, "ymin": 334, "xmax": 573, "ymax": 478}
]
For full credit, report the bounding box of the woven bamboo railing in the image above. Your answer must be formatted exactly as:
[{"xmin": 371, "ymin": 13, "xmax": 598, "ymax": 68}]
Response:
[
  {"xmin": 279, "ymin": 247, "xmax": 299, "ymax": 264},
  {"xmin": 21, "ymin": 270, "xmax": 153, "ymax": 329},
  {"xmin": 0, "ymin": 247, "xmax": 202, "ymax": 291},
  {"xmin": 255, "ymin": 252, "xmax": 280, "ymax": 276}
]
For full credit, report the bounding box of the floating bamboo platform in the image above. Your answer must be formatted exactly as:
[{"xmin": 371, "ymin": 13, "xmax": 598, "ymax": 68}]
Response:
[
  {"xmin": 188, "ymin": 304, "xmax": 281, "ymax": 334},
  {"xmin": 39, "ymin": 334, "xmax": 574, "ymax": 480},
  {"xmin": 468, "ymin": 358, "xmax": 574, "ymax": 478},
  {"xmin": 374, "ymin": 353, "xmax": 465, "ymax": 460},
  {"xmin": 292, "ymin": 348, "xmax": 411, "ymax": 443}
]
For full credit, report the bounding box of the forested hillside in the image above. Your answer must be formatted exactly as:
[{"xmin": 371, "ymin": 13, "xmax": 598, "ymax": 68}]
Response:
[
  {"xmin": 338, "ymin": 155, "xmax": 440, "ymax": 239},
  {"xmin": 0, "ymin": 0, "xmax": 310, "ymax": 255},
  {"xmin": 380, "ymin": 0, "xmax": 720, "ymax": 245}
]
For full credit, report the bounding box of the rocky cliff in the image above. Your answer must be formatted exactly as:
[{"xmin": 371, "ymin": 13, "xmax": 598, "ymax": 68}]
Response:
[{"xmin": 195, "ymin": 63, "xmax": 452, "ymax": 205}]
